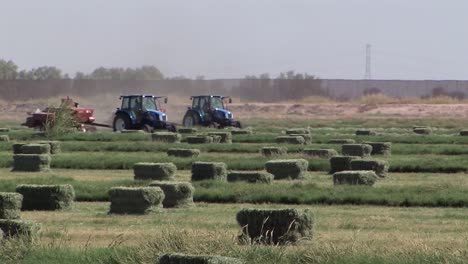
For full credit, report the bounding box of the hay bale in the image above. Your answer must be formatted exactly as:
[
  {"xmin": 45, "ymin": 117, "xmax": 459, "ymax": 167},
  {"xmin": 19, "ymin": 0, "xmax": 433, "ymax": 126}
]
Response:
[
  {"xmin": 0, "ymin": 128, "xmax": 10, "ymax": 132},
  {"xmin": 327, "ymin": 139, "xmax": 355, "ymax": 144},
  {"xmin": 152, "ymin": 132, "xmax": 182, "ymax": 143},
  {"xmin": 231, "ymin": 129, "xmax": 253, "ymax": 135},
  {"xmin": 210, "ymin": 135, "xmax": 222, "ymax": 143},
  {"xmin": 285, "ymin": 128, "xmax": 310, "ymax": 135},
  {"xmin": 12, "ymin": 154, "xmax": 51, "ymax": 172},
  {"xmin": 16, "ymin": 184, "xmax": 75, "ymax": 210},
  {"xmin": 0, "ymin": 192, "xmax": 23, "ymax": 219},
  {"xmin": 20, "ymin": 144, "xmax": 51, "ymax": 154},
  {"xmin": 0, "ymin": 135, "xmax": 10, "ymax": 142},
  {"xmin": 178, "ymin": 127, "xmax": 198, "ymax": 134},
  {"xmin": 341, "ymin": 144, "xmax": 372, "ymax": 158},
  {"xmin": 149, "ymin": 181, "xmax": 194, "ymax": 208},
  {"xmin": 303, "ymin": 148, "xmax": 338, "ymax": 158},
  {"xmin": 38, "ymin": 141, "xmax": 61, "ymax": 154},
  {"xmin": 350, "ymin": 159, "xmax": 389, "ymax": 177},
  {"xmin": 333, "ymin": 170, "xmax": 378, "ymax": 186},
  {"xmin": 227, "ymin": 171, "xmax": 274, "ymax": 184},
  {"xmin": 356, "ymin": 130, "xmax": 377, "ymax": 136},
  {"xmin": 460, "ymin": 130, "xmax": 468, "ymax": 136},
  {"xmin": 413, "ymin": 127, "xmax": 431, "ymax": 134},
  {"xmin": 191, "ymin": 162, "xmax": 227, "ymax": 181},
  {"xmin": 207, "ymin": 132, "xmax": 233, "ymax": 143},
  {"xmin": 120, "ymin": 130, "xmax": 144, "ymax": 133},
  {"xmin": 167, "ymin": 148, "xmax": 200, "ymax": 158},
  {"xmin": 0, "ymin": 220, "xmax": 40, "ymax": 238},
  {"xmin": 289, "ymin": 134, "xmax": 312, "ymax": 144},
  {"xmin": 186, "ymin": 135, "xmax": 214, "ymax": 144},
  {"xmin": 363, "ymin": 142, "xmax": 392, "ymax": 156},
  {"xmin": 108, "ymin": 187, "xmax": 164, "ymax": 214},
  {"xmin": 133, "ymin": 162, "xmax": 177, "ymax": 181},
  {"xmin": 159, "ymin": 253, "xmax": 242, "ymax": 264},
  {"xmin": 12, "ymin": 143, "xmax": 26, "ymax": 154},
  {"xmin": 329, "ymin": 156, "xmax": 361, "ymax": 174},
  {"xmin": 265, "ymin": 159, "xmax": 308, "ymax": 180},
  {"xmin": 260, "ymin": 146, "xmax": 287, "ymax": 156},
  {"xmin": 275, "ymin": 136, "xmax": 305, "ymax": 144},
  {"xmin": 236, "ymin": 208, "xmax": 313, "ymax": 245}
]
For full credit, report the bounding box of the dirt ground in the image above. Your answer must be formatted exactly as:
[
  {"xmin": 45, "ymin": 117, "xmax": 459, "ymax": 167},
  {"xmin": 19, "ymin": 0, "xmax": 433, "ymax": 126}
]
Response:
[{"xmin": 1, "ymin": 97, "xmax": 467, "ymax": 125}]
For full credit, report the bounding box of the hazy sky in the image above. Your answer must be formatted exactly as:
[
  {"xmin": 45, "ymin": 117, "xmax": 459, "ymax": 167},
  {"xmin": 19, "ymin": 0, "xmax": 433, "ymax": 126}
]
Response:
[{"xmin": 1, "ymin": 0, "xmax": 467, "ymax": 80}]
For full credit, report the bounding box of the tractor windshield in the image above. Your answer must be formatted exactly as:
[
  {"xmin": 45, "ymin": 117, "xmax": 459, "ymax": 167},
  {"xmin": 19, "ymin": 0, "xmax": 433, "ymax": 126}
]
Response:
[
  {"xmin": 210, "ymin": 97, "xmax": 224, "ymax": 109},
  {"xmin": 142, "ymin": 97, "xmax": 158, "ymax": 111}
]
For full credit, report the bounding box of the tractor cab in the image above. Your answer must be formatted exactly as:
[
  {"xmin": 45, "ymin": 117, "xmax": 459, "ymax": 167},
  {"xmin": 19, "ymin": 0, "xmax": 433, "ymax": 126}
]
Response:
[
  {"xmin": 113, "ymin": 94, "xmax": 175, "ymax": 133},
  {"xmin": 182, "ymin": 95, "xmax": 241, "ymax": 128}
]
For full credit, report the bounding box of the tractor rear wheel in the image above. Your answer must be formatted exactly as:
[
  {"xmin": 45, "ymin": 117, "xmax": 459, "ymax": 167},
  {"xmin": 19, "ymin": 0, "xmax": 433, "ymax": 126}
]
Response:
[
  {"xmin": 183, "ymin": 112, "xmax": 199, "ymax": 128},
  {"xmin": 113, "ymin": 114, "xmax": 131, "ymax": 132},
  {"xmin": 143, "ymin": 124, "xmax": 154, "ymax": 133}
]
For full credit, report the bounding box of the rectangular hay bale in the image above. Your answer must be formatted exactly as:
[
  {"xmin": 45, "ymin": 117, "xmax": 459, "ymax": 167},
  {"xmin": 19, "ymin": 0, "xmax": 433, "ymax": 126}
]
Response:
[
  {"xmin": 108, "ymin": 187, "xmax": 164, "ymax": 214},
  {"xmin": 0, "ymin": 128, "xmax": 10, "ymax": 132},
  {"xmin": 38, "ymin": 141, "xmax": 61, "ymax": 154},
  {"xmin": 285, "ymin": 128, "xmax": 310, "ymax": 135},
  {"xmin": 333, "ymin": 170, "xmax": 378, "ymax": 186},
  {"xmin": 12, "ymin": 154, "xmax": 51, "ymax": 172},
  {"xmin": 152, "ymin": 132, "xmax": 182, "ymax": 143},
  {"xmin": 149, "ymin": 181, "xmax": 194, "ymax": 208},
  {"xmin": 302, "ymin": 148, "xmax": 338, "ymax": 158},
  {"xmin": 12, "ymin": 143, "xmax": 26, "ymax": 154},
  {"xmin": 260, "ymin": 146, "xmax": 287, "ymax": 156},
  {"xmin": 207, "ymin": 132, "xmax": 232, "ymax": 143},
  {"xmin": 20, "ymin": 144, "xmax": 51, "ymax": 154},
  {"xmin": 0, "ymin": 192, "xmax": 23, "ymax": 219},
  {"xmin": 356, "ymin": 130, "xmax": 377, "ymax": 136},
  {"xmin": 191, "ymin": 162, "xmax": 227, "ymax": 181},
  {"xmin": 186, "ymin": 135, "xmax": 214, "ymax": 144},
  {"xmin": 227, "ymin": 171, "xmax": 273, "ymax": 183},
  {"xmin": 231, "ymin": 129, "xmax": 252, "ymax": 135},
  {"xmin": 275, "ymin": 136, "xmax": 305, "ymax": 145},
  {"xmin": 341, "ymin": 144, "xmax": 372, "ymax": 158},
  {"xmin": 133, "ymin": 162, "xmax": 177, "ymax": 181},
  {"xmin": 363, "ymin": 142, "xmax": 392, "ymax": 156},
  {"xmin": 167, "ymin": 148, "xmax": 200, "ymax": 158},
  {"xmin": 0, "ymin": 219, "xmax": 40, "ymax": 239},
  {"xmin": 265, "ymin": 159, "xmax": 308, "ymax": 180},
  {"xmin": 350, "ymin": 159, "xmax": 389, "ymax": 177},
  {"xmin": 460, "ymin": 130, "xmax": 468, "ymax": 136},
  {"xmin": 178, "ymin": 127, "xmax": 198, "ymax": 134},
  {"xmin": 289, "ymin": 134, "xmax": 312, "ymax": 144},
  {"xmin": 236, "ymin": 208, "xmax": 313, "ymax": 245},
  {"xmin": 413, "ymin": 127, "xmax": 431, "ymax": 134},
  {"xmin": 159, "ymin": 253, "xmax": 242, "ymax": 264},
  {"xmin": 327, "ymin": 139, "xmax": 355, "ymax": 144},
  {"xmin": 329, "ymin": 156, "xmax": 361, "ymax": 174},
  {"xmin": 16, "ymin": 184, "xmax": 75, "ymax": 210},
  {"xmin": 0, "ymin": 135, "xmax": 10, "ymax": 142}
]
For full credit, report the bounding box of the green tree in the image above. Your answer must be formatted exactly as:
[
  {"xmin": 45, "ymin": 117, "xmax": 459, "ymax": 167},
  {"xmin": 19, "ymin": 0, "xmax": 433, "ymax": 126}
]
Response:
[
  {"xmin": 31, "ymin": 66, "xmax": 63, "ymax": 80},
  {"xmin": 0, "ymin": 59, "xmax": 18, "ymax": 80}
]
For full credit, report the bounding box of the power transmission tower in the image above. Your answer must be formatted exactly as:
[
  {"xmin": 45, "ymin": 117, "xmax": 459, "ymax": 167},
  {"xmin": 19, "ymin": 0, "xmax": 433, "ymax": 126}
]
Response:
[{"xmin": 365, "ymin": 44, "xmax": 372, "ymax": 79}]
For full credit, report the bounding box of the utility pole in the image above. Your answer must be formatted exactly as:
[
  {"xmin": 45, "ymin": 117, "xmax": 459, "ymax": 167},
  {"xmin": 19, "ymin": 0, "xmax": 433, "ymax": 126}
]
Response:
[{"xmin": 365, "ymin": 44, "xmax": 372, "ymax": 79}]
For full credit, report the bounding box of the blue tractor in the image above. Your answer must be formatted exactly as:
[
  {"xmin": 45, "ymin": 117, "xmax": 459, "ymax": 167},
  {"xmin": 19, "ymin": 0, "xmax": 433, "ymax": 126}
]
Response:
[
  {"xmin": 182, "ymin": 95, "xmax": 242, "ymax": 128},
  {"xmin": 113, "ymin": 94, "xmax": 176, "ymax": 133}
]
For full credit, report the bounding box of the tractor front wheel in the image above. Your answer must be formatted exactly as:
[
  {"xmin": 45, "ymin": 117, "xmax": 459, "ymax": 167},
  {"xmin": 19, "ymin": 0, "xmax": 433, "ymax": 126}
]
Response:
[
  {"xmin": 113, "ymin": 115, "xmax": 131, "ymax": 132},
  {"xmin": 183, "ymin": 112, "xmax": 199, "ymax": 128}
]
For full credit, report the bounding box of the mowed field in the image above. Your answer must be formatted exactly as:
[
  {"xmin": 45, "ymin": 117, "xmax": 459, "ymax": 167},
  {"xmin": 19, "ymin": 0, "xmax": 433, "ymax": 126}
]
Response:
[{"xmin": 1, "ymin": 117, "xmax": 468, "ymax": 263}]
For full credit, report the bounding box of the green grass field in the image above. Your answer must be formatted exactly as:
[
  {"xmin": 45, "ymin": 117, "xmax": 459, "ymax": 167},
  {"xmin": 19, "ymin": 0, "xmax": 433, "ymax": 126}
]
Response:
[{"xmin": 0, "ymin": 117, "xmax": 467, "ymax": 263}]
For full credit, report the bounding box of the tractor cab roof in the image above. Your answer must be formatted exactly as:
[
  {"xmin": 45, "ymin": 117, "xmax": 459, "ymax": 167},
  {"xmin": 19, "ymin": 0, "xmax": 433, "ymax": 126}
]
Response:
[
  {"xmin": 120, "ymin": 94, "xmax": 167, "ymax": 99},
  {"xmin": 190, "ymin": 95, "xmax": 230, "ymax": 99}
]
